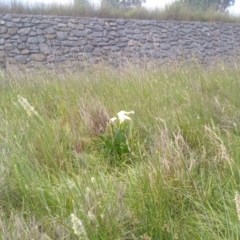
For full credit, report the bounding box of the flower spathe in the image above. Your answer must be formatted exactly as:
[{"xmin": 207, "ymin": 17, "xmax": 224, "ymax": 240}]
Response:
[
  {"xmin": 108, "ymin": 110, "xmax": 134, "ymax": 124},
  {"xmin": 117, "ymin": 110, "xmax": 134, "ymax": 123}
]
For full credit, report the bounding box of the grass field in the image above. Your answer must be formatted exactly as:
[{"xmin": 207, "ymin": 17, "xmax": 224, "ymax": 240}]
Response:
[{"xmin": 1, "ymin": 63, "xmax": 240, "ymax": 239}]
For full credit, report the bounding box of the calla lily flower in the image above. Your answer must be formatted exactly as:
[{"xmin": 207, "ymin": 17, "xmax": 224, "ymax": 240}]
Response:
[
  {"xmin": 117, "ymin": 110, "xmax": 134, "ymax": 124},
  {"xmin": 108, "ymin": 110, "xmax": 134, "ymax": 125}
]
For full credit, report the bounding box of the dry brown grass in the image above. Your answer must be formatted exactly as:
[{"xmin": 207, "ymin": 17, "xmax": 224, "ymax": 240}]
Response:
[{"xmin": 78, "ymin": 98, "xmax": 110, "ymax": 135}]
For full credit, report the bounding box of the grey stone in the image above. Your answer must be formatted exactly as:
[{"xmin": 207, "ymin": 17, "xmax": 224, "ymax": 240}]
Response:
[
  {"xmin": 28, "ymin": 44, "xmax": 39, "ymax": 51},
  {"xmin": 44, "ymin": 34, "xmax": 55, "ymax": 39},
  {"xmin": 97, "ymin": 42, "xmax": 108, "ymax": 46},
  {"xmin": 85, "ymin": 29, "xmax": 93, "ymax": 34},
  {"xmin": 62, "ymin": 41, "xmax": 76, "ymax": 47},
  {"xmin": 28, "ymin": 36, "xmax": 45, "ymax": 43},
  {"xmin": 20, "ymin": 36, "xmax": 27, "ymax": 41},
  {"xmin": 124, "ymin": 28, "xmax": 133, "ymax": 34},
  {"xmin": 78, "ymin": 39, "xmax": 88, "ymax": 46},
  {"xmin": 12, "ymin": 18, "xmax": 21, "ymax": 23},
  {"xmin": 21, "ymin": 49, "xmax": 30, "ymax": 54},
  {"xmin": 128, "ymin": 39, "xmax": 134, "ymax": 46},
  {"xmin": 143, "ymin": 43, "xmax": 153, "ymax": 49},
  {"xmin": 31, "ymin": 54, "xmax": 45, "ymax": 62},
  {"xmin": 5, "ymin": 44, "xmax": 14, "ymax": 51},
  {"xmin": 22, "ymin": 17, "xmax": 33, "ymax": 23},
  {"xmin": 92, "ymin": 49, "xmax": 102, "ymax": 56},
  {"xmin": 5, "ymin": 22, "xmax": 16, "ymax": 27},
  {"xmin": 18, "ymin": 28, "xmax": 31, "ymax": 35},
  {"xmin": 117, "ymin": 42, "xmax": 127, "ymax": 47},
  {"xmin": 68, "ymin": 36, "xmax": 78, "ymax": 41},
  {"xmin": 116, "ymin": 19, "xmax": 125, "ymax": 25},
  {"xmin": 118, "ymin": 30, "xmax": 127, "ymax": 37},
  {"xmin": 50, "ymin": 39, "xmax": 61, "ymax": 46},
  {"xmin": 58, "ymin": 23, "xmax": 67, "ymax": 27},
  {"xmin": 10, "ymin": 49, "xmax": 20, "ymax": 55},
  {"xmin": 119, "ymin": 37, "xmax": 128, "ymax": 42},
  {"xmin": 23, "ymin": 23, "xmax": 34, "ymax": 27},
  {"xmin": 128, "ymin": 34, "xmax": 140, "ymax": 40},
  {"xmin": 39, "ymin": 43, "xmax": 51, "ymax": 54},
  {"xmin": 160, "ymin": 52, "xmax": 168, "ymax": 57},
  {"xmin": 8, "ymin": 28, "xmax": 18, "ymax": 35},
  {"xmin": 109, "ymin": 22, "xmax": 117, "ymax": 26},
  {"xmin": 87, "ymin": 32, "xmax": 103, "ymax": 39},
  {"xmin": 68, "ymin": 22, "xmax": 76, "ymax": 29},
  {"xmin": 93, "ymin": 24, "xmax": 103, "ymax": 32},
  {"xmin": 18, "ymin": 43, "xmax": 26, "ymax": 49},
  {"xmin": 56, "ymin": 31, "xmax": 68, "ymax": 40},
  {"xmin": 0, "ymin": 27, "xmax": 7, "ymax": 34},
  {"xmin": 151, "ymin": 50, "xmax": 160, "ymax": 58},
  {"xmin": 141, "ymin": 20, "xmax": 151, "ymax": 25},
  {"xmin": 38, "ymin": 24, "xmax": 50, "ymax": 29},
  {"xmin": 111, "ymin": 46, "xmax": 120, "ymax": 51},
  {"xmin": 44, "ymin": 27, "xmax": 55, "ymax": 34},
  {"xmin": 15, "ymin": 55, "xmax": 28, "ymax": 63},
  {"xmin": 71, "ymin": 30, "xmax": 86, "ymax": 37},
  {"xmin": 95, "ymin": 37, "xmax": 108, "ymax": 42},
  {"xmin": 55, "ymin": 56, "xmax": 65, "ymax": 62},
  {"xmin": 77, "ymin": 24, "xmax": 85, "ymax": 30},
  {"xmin": 109, "ymin": 31, "xmax": 119, "ymax": 37},
  {"xmin": 98, "ymin": 19, "xmax": 105, "ymax": 25},
  {"xmin": 29, "ymin": 31, "xmax": 37, "ymax": 36},
  {"xmin": 3, "ymin": 14, "xmax": 11, "ymax": 21},
  {"xmin": 0, "ymin": 39, "xmax": 5, "ymax": 45},
  {"xmin": 84, "ymin": 45, "xmax": 94, "ymax": 52},
  {"xmin": 37, "ymin": 29, "xmax": 43, "ymax": 35},
  {"xmin": 161, "ymin": 44, "xmax": 171, "ymax": 50},
  {"xmin": 31, "ymin": 18, "xmax": 41, "ymax": 24},
  {"xmin": 70, "ymin": 47, "xmax": 79, "ymax": 53}
]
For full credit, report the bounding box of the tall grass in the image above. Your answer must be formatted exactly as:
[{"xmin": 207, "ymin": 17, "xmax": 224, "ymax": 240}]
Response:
[
  {"xmin": 1, "ymin": 62, "xmax": 240, "ymax": 239},
  {"xmin": 0, "ymin": 0, "xmax": 240, "ymax": 22}
]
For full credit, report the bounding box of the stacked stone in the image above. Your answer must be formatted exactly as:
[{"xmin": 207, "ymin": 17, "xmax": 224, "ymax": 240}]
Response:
[{"xmin": 0, "ymin": 13, "xmax": 240, "ymax": 69}]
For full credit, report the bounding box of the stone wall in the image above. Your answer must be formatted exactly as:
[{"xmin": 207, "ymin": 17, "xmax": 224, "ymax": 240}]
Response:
[{"xmin": 1, "ymin": 13, "xmax": 240, "ymax": 69}]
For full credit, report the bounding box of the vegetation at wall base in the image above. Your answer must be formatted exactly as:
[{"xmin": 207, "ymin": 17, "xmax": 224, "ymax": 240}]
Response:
[
  {"xmin": 0, "ymin": 0, "xmax": 240, "ymax": 22},
  {"xmin": 1, "ymin": 62, "xmax": 240, "ymax": 239}
]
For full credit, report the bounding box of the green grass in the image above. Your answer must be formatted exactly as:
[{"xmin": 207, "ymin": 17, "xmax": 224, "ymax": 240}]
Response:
[
  {"xmin": 1, "ymin": 62, "xmax": 240, "ymax": 239},
  {"xmin": 1, "ymin": 0, "xmax": 240, "ymax": 22}
]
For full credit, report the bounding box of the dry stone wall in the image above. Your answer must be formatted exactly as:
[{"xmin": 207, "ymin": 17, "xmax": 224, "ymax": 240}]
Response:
[{"xmin": 1, "ymin": 13, "xmax": 240, "ymax": 69}]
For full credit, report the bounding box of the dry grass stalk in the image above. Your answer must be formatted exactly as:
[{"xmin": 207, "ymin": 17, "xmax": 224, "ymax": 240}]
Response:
[
  {"xmin": 234, "ymin": 191, "xmax": 240, "ymax": 221},
  {"xmin": 79, "ymin": 98, "xmax": 110, "ymax": 135},
  {"xmin": 153, "ymin": 125, "xmax": 195, "ymax": 175},
  {"xmin": 204, "ymin": 125, "xmax": 232, "ymax": 165}
]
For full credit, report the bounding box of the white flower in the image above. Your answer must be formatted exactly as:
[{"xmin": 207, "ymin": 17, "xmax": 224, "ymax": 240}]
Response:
[
  {"xmin": 109, "ymin": 117, "xmax": 117, "ymax": 123},
  {"xmin": 117, "ymin": 110, "xmax": 134, "ymax": 124},
  {"xmin": 108, "ymin": 110, "xmax": 134, "ymax": 125},
  {"xmin": 87, "ymin": 210, "xmax": 97, "ymax": 223},
  {"xmin": 17, "ymin": 95, "xmax": 38, "ymax": 117},
  {"xmin": 90, "ymin": 177, "xmax": 96, "ymax": 184},
  {"xmin": 70, "ymin": 214, "xmax": 89, "ymax": 240}
]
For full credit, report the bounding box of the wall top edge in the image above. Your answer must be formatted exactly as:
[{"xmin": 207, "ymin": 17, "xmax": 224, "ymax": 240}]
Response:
[{"xmin": 1, "ymin": 13, "xmax": 240, "ymax": 25}]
